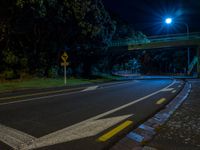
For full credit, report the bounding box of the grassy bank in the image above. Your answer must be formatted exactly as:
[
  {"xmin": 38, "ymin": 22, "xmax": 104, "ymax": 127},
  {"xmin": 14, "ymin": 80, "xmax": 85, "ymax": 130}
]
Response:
[{"xmin": 0, "ymin": 75, "xmax": 122, "ymax": 92}]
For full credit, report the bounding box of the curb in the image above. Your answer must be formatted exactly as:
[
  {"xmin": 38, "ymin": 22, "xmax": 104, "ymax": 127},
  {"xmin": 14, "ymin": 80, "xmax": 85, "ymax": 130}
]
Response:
[{"xmin": 110, "ymin": 82, "xmax": 192, "ymax": 150}]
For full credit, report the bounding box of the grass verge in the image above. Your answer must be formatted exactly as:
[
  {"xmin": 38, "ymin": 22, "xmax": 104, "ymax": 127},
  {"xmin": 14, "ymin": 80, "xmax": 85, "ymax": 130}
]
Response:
[{"xmin": 0, "ymin": 75, "xmax": 122, "ymax": 92}]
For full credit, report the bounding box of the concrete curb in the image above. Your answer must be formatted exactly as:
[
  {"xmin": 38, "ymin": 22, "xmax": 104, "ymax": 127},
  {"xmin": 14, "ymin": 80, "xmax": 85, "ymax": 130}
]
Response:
[{"xmin": 110, "ymin": 82, "xmax": 192, "ymax": 150}]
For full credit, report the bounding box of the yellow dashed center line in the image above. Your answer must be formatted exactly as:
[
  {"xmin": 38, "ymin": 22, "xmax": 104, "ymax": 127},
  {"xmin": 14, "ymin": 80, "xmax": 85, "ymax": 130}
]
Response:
[
  {"xmin": 156, "ymin": 98, "xmax": 166, "ymax": 105},
  {"xmin": 97, "ymin": 120, "xmax": 133, "ymax": 142}
]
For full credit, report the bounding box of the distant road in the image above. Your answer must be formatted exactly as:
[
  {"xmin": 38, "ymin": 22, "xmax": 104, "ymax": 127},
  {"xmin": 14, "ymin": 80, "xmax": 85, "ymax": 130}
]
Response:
[{"xmin": 0, "ymin": 79, "xmax": 184, "ymax": 150}]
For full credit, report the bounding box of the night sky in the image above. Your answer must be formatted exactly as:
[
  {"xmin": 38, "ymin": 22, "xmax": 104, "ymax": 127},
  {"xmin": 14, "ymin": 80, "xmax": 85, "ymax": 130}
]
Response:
[{"xmin": 103, "ymin": 0, "xmax": 200, "ymax": 36}]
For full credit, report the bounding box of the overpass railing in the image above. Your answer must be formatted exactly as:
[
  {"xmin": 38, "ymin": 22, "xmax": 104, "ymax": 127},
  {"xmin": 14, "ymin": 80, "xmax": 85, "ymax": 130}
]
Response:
[{"xmin": 110, "ymin": 32, "xmax": 200, "ymax": 47}]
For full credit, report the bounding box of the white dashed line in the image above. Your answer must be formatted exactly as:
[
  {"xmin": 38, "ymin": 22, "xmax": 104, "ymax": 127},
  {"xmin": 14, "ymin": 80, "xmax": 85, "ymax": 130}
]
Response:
[{"xmin": 82, "ymin": 86, "xmax": 99, "ymax": 92}]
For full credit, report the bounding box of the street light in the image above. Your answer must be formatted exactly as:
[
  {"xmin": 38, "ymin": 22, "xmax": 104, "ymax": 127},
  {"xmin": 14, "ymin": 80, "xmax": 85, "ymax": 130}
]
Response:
[
  {"xmin": 181, "ymin": 23, "xmax": 190, "ymax": 74},
  {"xmin": 164, "ymin": 18, "xmax": 190, "ymax": 74},
  {"xmin": 165, "ymin": 18, "xmax": 172, "ymax": 24}
]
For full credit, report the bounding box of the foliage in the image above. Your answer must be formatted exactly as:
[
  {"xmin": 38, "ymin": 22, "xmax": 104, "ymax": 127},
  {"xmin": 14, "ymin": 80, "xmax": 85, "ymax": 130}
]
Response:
[
  {"xmin": 0, "ymin": 0, "xmax": 116, "ymax": 79},
  {"xmin": 140, "ymin": 49, "xmax": 188, "ymax": 74}
]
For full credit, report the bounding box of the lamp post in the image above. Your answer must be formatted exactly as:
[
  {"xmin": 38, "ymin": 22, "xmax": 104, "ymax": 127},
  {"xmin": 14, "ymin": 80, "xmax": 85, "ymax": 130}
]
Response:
[
  {"xmin": 182, "ymin": 23, "xmax": 190, "ymax": 74},
  {"xmin": 165, "ymin": 18, "xmax": 190, "ymax": 74}
]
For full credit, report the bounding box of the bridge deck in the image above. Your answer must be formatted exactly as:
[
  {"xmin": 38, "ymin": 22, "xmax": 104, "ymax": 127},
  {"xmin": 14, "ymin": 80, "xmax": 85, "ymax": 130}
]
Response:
[{"xmin": 110, "ymin": 32, "xmax": 200, "ymax": 50}]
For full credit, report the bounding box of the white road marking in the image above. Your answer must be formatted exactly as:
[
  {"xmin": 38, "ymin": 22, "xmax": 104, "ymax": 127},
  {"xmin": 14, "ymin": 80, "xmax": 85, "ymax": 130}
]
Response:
[
  {"xmin": 0, "ymin": 80, "xmax": 176, "ymax": 149},
  {"xmin": 0, "ymin": 124, "xmax": 36, "ymax": 149},
  {"xmin": 172, "ymin": 90, "xmax": 177, "ymax": 93},
  {"xmin": 22, "ymin": 114, "xmax": 132, "ymax": 150},
  {"xmin": 82, "ymin": 86, "xmax": 99, "ymax": 92},
  {"xmin": 0, "ymin": 81, "xmax": 134, "ymax": 106},
  {"xmin": 161, "ymin": 88, "xmax": 174, "ymax": 92},
  {"xmin": 174, "ymin": 80, "xmax": 181, "ymax": 83},
  {"xmin": 22, "ymin": 80, "xmax": 176, "ymax": 149},
  {"xmin": 0, "ymin": 90, "xmax": 83, "ymax": 106},
  {"xmin": 98, "ymin": 80, "xmax": 139, "ymax": 90}
]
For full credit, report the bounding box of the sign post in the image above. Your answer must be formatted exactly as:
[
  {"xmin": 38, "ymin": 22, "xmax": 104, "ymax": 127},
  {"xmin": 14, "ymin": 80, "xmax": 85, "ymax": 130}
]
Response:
[
  {"xmin": 61, "ymin": 52, "xmax": 69, "ymax": 85},
  {"xmin": 64, "ymin": 65, "xmax": 66, "ymax": 85}
]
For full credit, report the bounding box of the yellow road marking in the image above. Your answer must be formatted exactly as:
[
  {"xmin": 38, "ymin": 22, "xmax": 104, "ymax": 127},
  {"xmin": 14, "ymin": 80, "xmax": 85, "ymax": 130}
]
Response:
[
  {"xmin": 156, "ymin": 98, "xmax": 166, "ymax": 105},
  {"xmin": 97, "ymin": 120, "xmax": 133, "ymax": 142},
  {"xmin": 0, "ymin": 87, "xmax": 83, "ymax": 100}
]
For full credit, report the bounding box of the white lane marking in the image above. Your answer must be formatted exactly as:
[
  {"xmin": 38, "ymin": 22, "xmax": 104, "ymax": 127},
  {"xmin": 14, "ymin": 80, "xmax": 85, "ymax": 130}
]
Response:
[
  {"xmin": 168, "ymin": 83, "xmax": 191, "ymax": 112},
  {"xmin": 161, "ymin": 88, "xmax": 174, "ymax": 92},
  {"xmin": 172, "ymin": 90, "xmax": 177, "ymax": 93},
  {"xmin": 1, "ymin": 80, "xmax": 176, "ymax": 149},
  {"xmin": 0, "ymin": 124, "xmax": 36, "ymax": 149},
  {"xmin": 0, "ymin": 90, "xmax": 82, "ymax": 106},
  {"xmin": 22, "ymin": 114, "xmax": 132, "ymax": 150},
  {"xmin": 82, "ymin": 86, "xmax": 99, "ymax": 92},
  {"xmin": 0, "ymin": 81, "xmax": 135, "ymax": 106},
  {"xmin": 99, "ymin": 80, "xmax": 131, "ymax": 87},
  {"xmin": 99, "ymin": 80, "xmax": 139, "ymax": 90},
  {"xmin": 22, "ymin": 80, "xmax": 176, "ymax": 149}
]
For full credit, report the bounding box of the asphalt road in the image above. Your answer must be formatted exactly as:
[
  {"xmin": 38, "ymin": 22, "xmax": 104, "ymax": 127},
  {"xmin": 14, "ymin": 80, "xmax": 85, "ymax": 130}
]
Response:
[{"xmin": 0, "ymin": 79, "xmax": 184, "ymax": 150}]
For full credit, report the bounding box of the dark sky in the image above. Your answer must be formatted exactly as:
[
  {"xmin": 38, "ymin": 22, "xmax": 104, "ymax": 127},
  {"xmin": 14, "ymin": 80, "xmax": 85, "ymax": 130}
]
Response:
[{"xmin": 102, "ymin": 0, "xmax": 200, "ymax": 36}]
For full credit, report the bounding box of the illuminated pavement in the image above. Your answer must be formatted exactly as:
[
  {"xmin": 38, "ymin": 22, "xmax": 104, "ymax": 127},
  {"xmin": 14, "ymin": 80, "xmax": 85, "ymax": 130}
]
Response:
[{"xmin": 0, "ymin": 79, "xmax": 184, "ymax": 150}]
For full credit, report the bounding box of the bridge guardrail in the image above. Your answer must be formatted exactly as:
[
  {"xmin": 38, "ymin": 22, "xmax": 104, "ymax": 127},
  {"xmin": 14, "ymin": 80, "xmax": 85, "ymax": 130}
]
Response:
[{"xmin": 110, "ymin": 32, "xmax": 200, "ymax": 47}]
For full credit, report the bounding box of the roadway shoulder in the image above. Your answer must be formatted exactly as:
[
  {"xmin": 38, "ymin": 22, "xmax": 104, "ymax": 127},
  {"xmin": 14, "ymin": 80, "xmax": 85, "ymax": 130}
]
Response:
[{"xmin": 110, "ymin": 81, "xmax": 191, "ymax": 150}]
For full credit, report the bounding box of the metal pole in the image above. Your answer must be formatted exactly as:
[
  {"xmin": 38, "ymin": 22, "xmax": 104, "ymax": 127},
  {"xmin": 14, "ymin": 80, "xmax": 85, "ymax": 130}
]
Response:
[
  {"xmin": 184, "ymin": 23, "xmax": 190, "ymax": 75},
  {"xmin": 64, "ymin": 66, "xmax": 66, "ymax": 85},
  {"xmin": 197, "ymin": 47, "xmax": 200, "ymax": 78}
]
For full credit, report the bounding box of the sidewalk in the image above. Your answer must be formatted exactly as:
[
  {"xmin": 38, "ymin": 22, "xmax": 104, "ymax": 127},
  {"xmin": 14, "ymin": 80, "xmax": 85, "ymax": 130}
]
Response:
[{"xmin": 146, "ymin": 79, "xmax": 200, "ymax": 150}]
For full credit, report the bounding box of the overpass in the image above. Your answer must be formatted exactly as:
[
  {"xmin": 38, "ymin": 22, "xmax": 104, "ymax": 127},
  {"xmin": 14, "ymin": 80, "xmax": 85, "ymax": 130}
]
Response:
[{"xmin": 109, "ymin": 32, "xmax": 200, "ymax": 77}]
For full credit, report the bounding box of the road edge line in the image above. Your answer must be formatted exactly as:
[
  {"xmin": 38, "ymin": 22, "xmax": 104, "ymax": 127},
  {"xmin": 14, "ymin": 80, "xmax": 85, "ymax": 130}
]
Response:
[{"xmin": 110, "ymin": 81, "xmax": 191, "ymax": 150}]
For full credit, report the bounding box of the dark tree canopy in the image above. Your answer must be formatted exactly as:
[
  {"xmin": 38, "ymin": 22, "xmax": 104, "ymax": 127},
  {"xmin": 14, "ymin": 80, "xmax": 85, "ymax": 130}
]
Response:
[{"xmin": 0, "ymin": 0, "xmax": 116, "ymax": 79}]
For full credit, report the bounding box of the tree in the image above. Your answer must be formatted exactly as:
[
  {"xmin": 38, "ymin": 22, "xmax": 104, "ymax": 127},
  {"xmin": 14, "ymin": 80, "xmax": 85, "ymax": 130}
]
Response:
[{"xmin": 0, "ymin": 0, "xmax": 116, "ymax": 79}]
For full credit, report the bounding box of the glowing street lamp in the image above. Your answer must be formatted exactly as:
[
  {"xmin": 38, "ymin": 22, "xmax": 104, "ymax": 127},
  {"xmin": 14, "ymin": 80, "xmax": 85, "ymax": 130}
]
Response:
[
  {"xmin": 165, "ymin": 18, "xmax": 172, "ymax": 24},
  {"xmin": 164, "ymin": 17, "xmax": 190, "ymax": 75}
]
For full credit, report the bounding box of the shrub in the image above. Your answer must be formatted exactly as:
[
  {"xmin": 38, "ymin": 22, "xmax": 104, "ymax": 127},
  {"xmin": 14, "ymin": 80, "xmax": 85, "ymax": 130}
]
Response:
[
  {"xmin": 1, "ymin": 70, "xmax": 15, "ymax": 80},
  {"xmin": 48, "ymin": 66, "xmax": 59, "ymax": 78}
]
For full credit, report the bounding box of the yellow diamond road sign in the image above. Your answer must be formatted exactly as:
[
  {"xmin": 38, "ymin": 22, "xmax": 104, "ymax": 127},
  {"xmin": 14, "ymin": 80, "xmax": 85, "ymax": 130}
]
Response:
[
  {"xmin": 61, "ymin": 52, "xmax": 68, "ymax": 62},
  {"xmin": 61, "ymin": 52, "xmax": 69, "ymax": 66},
  {"xmin": 63, "ymin": 52, "xmax": 68, "ymax": 59}
]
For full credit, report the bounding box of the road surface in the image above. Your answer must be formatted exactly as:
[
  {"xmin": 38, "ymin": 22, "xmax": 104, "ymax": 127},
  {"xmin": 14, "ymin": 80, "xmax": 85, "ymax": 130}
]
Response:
[{"xmin": 0, "ymin": 79, "xmax": 184, "ymax": 150}]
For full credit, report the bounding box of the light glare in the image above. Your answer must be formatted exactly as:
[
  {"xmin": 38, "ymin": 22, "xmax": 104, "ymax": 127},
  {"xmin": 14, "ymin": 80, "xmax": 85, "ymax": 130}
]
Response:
[{"xmin": 165, "ymin": 18, "xmax": 172, "ymax": 24}]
